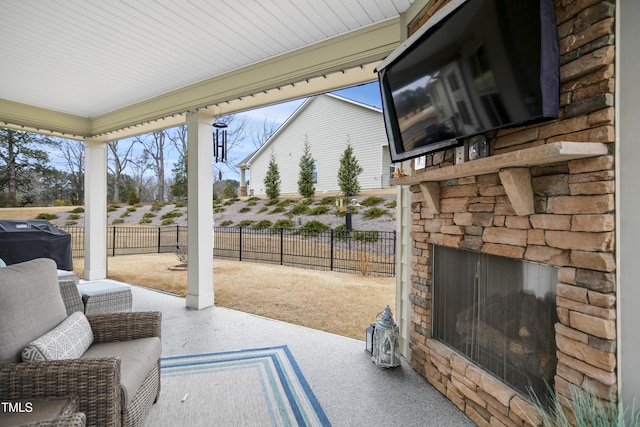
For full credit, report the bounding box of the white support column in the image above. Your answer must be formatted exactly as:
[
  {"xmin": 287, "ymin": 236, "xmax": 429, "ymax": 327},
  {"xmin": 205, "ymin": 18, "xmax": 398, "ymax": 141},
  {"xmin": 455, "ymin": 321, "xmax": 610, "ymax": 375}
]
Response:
[
  {"xmin": 239, "ymin": 168, "xmax": 246, "ymax": 188},
  {"xmin": 83, "ymin": 138, "xmax": 108, "ymax": 280},
  {"xmin": 395, "ymin": 168, "xmax": 412, "ymax": 358},
  {"xmin": 186, "ymin": 111, "xmax": 215, "ymax": 309},
  {"xmin": 617, "ymin": 0, "xmax": 640, "ymax": 408}
]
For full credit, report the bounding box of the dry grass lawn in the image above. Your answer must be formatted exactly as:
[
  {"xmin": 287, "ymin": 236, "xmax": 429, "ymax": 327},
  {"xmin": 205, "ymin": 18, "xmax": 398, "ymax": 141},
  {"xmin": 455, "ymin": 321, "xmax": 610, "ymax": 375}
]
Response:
[
  {"xmin": 0, "ymin": 206, "xmax": 76, "ymax": 220},
  {"xmin": 73, "ymin": 254, "xmax": 395, "ymax": 341}
]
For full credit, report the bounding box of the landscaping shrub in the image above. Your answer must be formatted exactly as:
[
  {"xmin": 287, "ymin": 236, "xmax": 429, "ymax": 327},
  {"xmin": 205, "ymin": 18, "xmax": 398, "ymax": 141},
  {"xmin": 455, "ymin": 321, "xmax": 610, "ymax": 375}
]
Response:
[
  {"xmin": 128, "ymin": 191, "xmax": 140, "ymax": 205},
  {"xmin": 161, "ymin": 210, "xmax": 183, "ymax": 220},
  {"xmin": 360, "ymin": 196, "xmax": 385, "ymax": 207},
  {"xmin": 218, "ymin": 220, "xmax": 233, "ymax": 227},
  {"xmin": 150, "ymin": 202, "xmax": 164, "ymax": 212},
  {"xmin": 257, "ymin": 207, "xmax": 268, "ymax": 214},
  {"xmin": 308, "ymin": 205, "xmax": 330, "ymax": 216},
  {"xmin": 333, "ymin": 225, "xmax": 379, "ymax": 242},
  {"xmin": 239, "ymin": 207, "xmax": 252, "ymax": 213},
  {"xmin": 213, "ymin": 207, "xmax": 225, "ymax": 213},
  {"xmin": 236, "ymin": 220, "xmax": 255, "ymax": 227},
  {"xmin": 69, "ymin": 207, "xmax": 85, "ymax": 213},
  {"xmin": 276, "ymin": 199, "xmax": 296, "ymax": 207},
  {"xmin": 107, "ymin": 204, "xmax": 120, "ymax": 212},
  {"xmin": 173, "ymin": 201, "xmax": 187, "ymax": 208},
  {"xmin": 353, "ymin": 230, "xmax": 379, "ymax": 242},
  {"xmin": 289, "ymin": 202, "xmax": 310, "ymax": 216},
  {"xmin": 65, "ymin": 220, "xmax": 78, "ymax": 226},
  {"xmin": 317, "ymin": 196, "xmax": 336, "ymax": 205},
  {"xmin": 35, "ymin": 213, "xmax": 58, "ymax": 220},
  {"xmin": 299, "ymin": 220, "xmax": 330, "ymax": 236},
  {"xmin": 67, "ymin": 213, "xmax": 81, "ymax": 220},
  {"xmin": 223, "ymin": 198, "xmax": 239, "ymax": 206},
  {"xmin": 273, "ymin": 219, "xmax": 295, "ymax": 229},
  {"xmin": 139, "ymin": 212, "xmax": 156, "ymax": 224},
  {"xmin": 245, "ymin": 200, "xmax": 257, "ymax": 207},
  {"xmin": 112, "ymin": 218, "xmax": 124, "ymax": 224},
  {"xmin": 161, "ymin": 218, "xmax": 175, "ymax": 225},
  {"xmin": 252, "ymin": 220, "xmax": 273, "ymax": 229},
  {"xmin": 269, "ymin": 206, "xmax": 286, "ymax": 214},
  {"xmin": 362, "ymin": 207, "xmax": 388, "ymax": 219}
]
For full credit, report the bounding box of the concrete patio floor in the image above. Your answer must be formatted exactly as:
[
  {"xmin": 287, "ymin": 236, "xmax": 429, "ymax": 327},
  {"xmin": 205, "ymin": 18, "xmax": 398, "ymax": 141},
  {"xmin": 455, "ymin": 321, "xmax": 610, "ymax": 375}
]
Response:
[{"xmin": 131, "ymin": 285, "xmax": 474, "ymax": 426}]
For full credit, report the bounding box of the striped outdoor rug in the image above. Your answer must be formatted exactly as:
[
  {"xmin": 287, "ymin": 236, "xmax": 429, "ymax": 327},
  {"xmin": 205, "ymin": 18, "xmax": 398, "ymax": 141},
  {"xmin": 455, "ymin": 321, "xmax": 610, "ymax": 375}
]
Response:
[{"xmin": 145, "ymin": 346, "xmax": 331, "ymax": 426}]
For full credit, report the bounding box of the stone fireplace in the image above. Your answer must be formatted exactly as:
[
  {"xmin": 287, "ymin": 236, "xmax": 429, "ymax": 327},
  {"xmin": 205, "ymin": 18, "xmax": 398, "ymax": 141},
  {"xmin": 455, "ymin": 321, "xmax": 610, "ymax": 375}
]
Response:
[{"xmin": 392, "ymin": 1, "xmax": 617, "ymax": 425}]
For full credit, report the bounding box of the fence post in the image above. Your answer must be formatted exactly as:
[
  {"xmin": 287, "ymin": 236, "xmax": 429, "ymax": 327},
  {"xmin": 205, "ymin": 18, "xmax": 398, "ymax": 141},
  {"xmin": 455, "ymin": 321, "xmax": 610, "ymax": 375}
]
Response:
[
  {"xmin": 330, "ymin": 229, "xmax": 334, "ymax": 271},
  {"xmin": 176, "ymin": 225, "xmax": 180, "ymax": 249},
  {"xmin": 392, "ymin": 230, "xmax": 397, "ymax": 276},
  {"xmin": 112, "ymin": 226, "xmax": 116, "ymax": 257},
  {"xmin": 239, "ymin": 227, "xmax": 243, "ymax": 261},
  {"xmin": 280, "ymin": 228, "xmax": 284, "ymax": 265},
  {"xmin": 157, "ymin": 227, "xmax": 161, "ymax": 253}
]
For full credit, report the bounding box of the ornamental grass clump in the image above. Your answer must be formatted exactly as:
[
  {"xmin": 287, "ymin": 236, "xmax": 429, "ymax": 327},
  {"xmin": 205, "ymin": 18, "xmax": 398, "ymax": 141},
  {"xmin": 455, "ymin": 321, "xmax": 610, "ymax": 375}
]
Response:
[{"xmin": 526, "ymin": 383, "xmax": 640, "ymax": 427}]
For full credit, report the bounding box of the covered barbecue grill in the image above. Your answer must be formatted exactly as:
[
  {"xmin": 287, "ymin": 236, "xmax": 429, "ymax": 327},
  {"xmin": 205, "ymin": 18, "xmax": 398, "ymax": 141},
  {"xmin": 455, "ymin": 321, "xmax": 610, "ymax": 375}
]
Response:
[{"xmin": 0, "ymin": 220, "xmax": 73, "ymax": 270}]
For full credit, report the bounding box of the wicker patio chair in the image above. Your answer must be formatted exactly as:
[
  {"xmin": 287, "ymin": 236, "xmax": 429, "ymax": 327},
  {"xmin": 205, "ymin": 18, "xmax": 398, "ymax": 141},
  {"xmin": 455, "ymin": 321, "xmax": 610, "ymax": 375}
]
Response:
[
  {"xmin": 0, "ymin": 259, "xmax": 162, "ymax": 427},
  {"xmin": 1, "ymin": 396, "xmax": 86, "ymax": 427}
]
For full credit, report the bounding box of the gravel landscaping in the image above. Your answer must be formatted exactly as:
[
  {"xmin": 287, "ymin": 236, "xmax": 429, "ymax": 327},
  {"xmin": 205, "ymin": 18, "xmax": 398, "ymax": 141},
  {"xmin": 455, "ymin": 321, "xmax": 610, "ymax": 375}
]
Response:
[{"xmin": 41, "ymin": 190, "xmax": 398, "ymax": 232}]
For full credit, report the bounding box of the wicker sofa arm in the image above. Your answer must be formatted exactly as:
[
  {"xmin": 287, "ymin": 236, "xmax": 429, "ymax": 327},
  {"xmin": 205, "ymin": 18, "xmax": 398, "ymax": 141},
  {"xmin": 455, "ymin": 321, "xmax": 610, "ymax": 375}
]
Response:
[
  {"xmin": 87, "ymin": 311, "xmax": 161, "ymax": 343},
  {"xmin": 0, "ymin": 358, "xmax": 120, "ymax": 426},
  {"xmin": 21, "ymin": 412, "xmax": 87, "ymax": 427}
]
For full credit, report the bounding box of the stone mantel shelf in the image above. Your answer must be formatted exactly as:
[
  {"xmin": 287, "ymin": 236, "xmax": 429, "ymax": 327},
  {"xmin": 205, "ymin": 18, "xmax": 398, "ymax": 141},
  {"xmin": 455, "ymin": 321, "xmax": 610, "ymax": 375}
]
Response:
[{"xmin": 391, "ymin": 141, "xmax": 608, "ymax": 216}]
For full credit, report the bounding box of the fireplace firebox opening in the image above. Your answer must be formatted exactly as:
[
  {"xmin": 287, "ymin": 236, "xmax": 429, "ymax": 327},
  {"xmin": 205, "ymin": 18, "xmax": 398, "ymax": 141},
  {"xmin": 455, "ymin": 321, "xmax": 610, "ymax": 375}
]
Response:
[{"xmin": 432, "ymin": 245, "xmax": 558, "ymax": 402}]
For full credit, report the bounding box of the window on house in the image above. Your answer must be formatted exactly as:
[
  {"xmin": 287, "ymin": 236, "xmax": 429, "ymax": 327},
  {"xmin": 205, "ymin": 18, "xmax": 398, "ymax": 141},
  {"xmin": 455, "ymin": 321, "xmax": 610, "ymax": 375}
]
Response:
[{"xmin": 313, "ymin": 160, "xmax": 318, "ymax": 184}]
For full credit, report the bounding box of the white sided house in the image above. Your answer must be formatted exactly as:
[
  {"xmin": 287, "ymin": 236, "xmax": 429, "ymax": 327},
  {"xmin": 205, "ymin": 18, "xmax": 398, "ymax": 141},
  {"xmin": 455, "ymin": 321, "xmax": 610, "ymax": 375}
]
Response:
[{"xmin": 238, "ymin": 93, "xmax": 392, "ymax": 197}]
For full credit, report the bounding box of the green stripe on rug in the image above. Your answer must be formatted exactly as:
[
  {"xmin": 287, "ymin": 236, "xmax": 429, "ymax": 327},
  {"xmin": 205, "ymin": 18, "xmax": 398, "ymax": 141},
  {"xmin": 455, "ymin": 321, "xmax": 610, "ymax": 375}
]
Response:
[{"xmin": 145, "ymin": 346, "xmax": 331, "ymax": 427}]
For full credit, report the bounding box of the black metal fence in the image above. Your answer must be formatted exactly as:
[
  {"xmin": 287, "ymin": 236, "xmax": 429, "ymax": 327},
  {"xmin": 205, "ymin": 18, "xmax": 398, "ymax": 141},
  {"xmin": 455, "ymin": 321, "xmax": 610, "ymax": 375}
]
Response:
[
  {"xmin": 60, "ymin": 226, "xmax": 396, "ymax": 277},
  {"xmin": 61, "ymin": 225, "xmax": 188, "ymax": 258}
]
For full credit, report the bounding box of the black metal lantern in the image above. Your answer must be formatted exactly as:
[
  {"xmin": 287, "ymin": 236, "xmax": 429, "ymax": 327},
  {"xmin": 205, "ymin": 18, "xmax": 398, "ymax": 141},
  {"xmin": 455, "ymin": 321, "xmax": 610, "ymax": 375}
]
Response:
[{"xmin": 213, "ymin": 121, "xmax": 228, "ymax": 163}]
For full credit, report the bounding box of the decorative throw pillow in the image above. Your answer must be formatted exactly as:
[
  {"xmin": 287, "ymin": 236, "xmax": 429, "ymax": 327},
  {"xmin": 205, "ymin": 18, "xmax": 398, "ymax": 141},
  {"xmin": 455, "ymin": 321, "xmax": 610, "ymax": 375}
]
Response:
[{"xmin": 22, "ymin": 312, "xmax": 94, "ymax": 362}]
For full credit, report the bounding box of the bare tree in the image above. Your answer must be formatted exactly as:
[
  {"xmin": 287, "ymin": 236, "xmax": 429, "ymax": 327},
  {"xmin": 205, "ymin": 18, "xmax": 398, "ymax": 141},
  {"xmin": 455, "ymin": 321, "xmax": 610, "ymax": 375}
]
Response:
[
  {"xmin": 129, "ymin": 157, "xmax": 151, "ymax": 203},
  {"xmin": 251, "ymin": 118, "xmax": 278, "ymax": 150},
  {"xmin": 108, "ymin": 140, "xmax": 136, "ymax": 203},
  {"xmin": 56, "ymin": 139, "xmax": 84, "ymax": 204},
  {"xmin": 167, "ymin": 125, "xmax": 187, "ymax": 160},
  {"xmin": 135, "ymin": 131, "xmax": 167, "ymax": 202}
]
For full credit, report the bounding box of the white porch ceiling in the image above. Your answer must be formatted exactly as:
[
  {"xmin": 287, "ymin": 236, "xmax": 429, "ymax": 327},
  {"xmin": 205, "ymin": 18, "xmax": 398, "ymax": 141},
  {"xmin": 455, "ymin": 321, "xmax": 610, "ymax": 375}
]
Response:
[{"xmin": 0, "ymin": 0, "xmax": 418, "ymax": 139}]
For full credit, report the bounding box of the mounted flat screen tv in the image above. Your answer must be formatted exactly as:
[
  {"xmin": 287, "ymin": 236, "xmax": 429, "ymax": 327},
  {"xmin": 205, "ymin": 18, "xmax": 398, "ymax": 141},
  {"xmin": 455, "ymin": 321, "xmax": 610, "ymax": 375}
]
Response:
[{"xmin": 377, "ymin": 0, "xmax": 560, "ymax": 163}]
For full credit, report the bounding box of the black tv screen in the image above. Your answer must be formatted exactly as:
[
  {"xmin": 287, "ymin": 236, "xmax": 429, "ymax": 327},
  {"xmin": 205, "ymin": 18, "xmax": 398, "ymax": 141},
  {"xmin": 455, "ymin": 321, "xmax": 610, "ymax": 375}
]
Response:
[{"xmin": 377, "ymin": 0, "xmax": 559, "ymax": 163}]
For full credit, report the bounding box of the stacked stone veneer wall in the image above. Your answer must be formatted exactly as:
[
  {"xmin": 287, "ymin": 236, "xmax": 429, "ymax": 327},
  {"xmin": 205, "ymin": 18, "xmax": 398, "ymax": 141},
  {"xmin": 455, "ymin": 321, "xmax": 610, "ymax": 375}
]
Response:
[{"xmin": 405, "ymin": 1, "xmax": 616, "ymax": 426}]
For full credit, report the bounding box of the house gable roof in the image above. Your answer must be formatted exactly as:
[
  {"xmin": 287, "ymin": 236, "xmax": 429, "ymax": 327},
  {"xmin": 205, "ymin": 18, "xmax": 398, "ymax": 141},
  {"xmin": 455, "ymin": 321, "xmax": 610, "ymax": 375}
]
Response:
[{"xmin": 237, "ymin": 93, "xmax": 383, "ymax": 169}]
